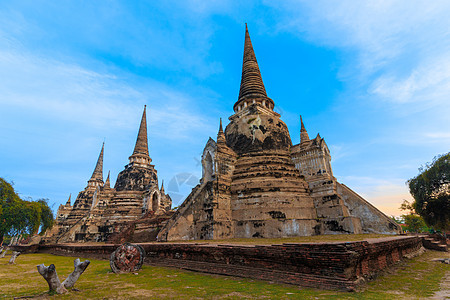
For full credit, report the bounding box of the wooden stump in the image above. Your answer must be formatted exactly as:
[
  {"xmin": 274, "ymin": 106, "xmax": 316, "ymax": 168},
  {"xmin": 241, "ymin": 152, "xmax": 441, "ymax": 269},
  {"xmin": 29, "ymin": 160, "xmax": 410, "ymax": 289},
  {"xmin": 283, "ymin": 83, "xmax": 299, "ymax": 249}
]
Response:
[
  {"xmin": 37, "ymin": 263, "xmax": 67, "ymax": 294},
  {"xmin": 0, "ymin": 248, "xmax": 8, "ymax": 258},
  {"xmin": 110, "ymin": 243, "xmax": 145, "ymax": 273},
  {"xmin": 8, "ymin": 251, "xmax": 20, "ymax": 264},
  {"xmin": 62, "ymin": 258, "xmax": 91, "ymax": 289},
  {"xmin": 37, "ymin": 258, "xmax": 90, "ymax": 294}
]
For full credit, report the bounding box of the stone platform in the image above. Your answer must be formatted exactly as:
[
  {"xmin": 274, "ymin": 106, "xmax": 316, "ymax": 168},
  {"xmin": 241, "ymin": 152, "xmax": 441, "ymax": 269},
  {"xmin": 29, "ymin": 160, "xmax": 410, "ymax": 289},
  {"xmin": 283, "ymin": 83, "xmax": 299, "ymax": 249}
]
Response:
[{"xmin": 11, "ymin": 236, "xmax": 423, "ymax": 291}]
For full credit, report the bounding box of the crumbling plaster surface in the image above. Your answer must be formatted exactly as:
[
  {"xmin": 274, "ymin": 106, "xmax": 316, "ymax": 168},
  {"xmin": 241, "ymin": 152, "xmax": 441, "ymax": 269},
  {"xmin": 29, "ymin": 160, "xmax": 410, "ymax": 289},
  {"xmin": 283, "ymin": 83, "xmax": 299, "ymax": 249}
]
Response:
[
  {"xmin": 337, "ymin": 183, "xmax": 400, "ymax": 234},
  {"xmin": 225, "ymin": 105, "xmax": 291, "ymax": 155}
]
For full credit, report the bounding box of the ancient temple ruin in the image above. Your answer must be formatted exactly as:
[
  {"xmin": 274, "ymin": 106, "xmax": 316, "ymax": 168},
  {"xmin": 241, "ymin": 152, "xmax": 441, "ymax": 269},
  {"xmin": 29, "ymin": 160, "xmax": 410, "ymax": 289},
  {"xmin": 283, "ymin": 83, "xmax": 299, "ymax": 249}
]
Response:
[
  {"xmin": 158, "ymin": 25, "xmax": 400, "ymax": 241},
  {"xmin": 49, "ymin": 106, "xmax": 172, "ymax": 243}
]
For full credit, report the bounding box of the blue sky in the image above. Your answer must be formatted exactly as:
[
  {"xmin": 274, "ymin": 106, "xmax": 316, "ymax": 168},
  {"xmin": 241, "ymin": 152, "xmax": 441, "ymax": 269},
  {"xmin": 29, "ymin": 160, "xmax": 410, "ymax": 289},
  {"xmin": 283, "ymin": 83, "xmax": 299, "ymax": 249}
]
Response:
[{"xmin": 1, "ymin": 1, "xmax": 449, "ymax": 216}]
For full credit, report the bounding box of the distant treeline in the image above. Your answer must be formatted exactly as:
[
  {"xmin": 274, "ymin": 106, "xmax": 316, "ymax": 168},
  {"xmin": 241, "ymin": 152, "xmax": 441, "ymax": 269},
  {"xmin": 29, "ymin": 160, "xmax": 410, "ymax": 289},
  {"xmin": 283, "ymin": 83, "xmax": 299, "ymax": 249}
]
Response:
[{"xmin": 0, "ymin": 178, "xmax": 54, "ymax": 245}]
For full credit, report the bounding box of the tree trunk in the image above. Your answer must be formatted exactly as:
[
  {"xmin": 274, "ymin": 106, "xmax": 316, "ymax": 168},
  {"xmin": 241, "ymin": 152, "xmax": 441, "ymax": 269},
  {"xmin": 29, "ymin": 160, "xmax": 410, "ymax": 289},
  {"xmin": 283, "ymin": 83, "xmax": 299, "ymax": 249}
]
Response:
[
  {"xmin": 62, "ymin": 258, "xmax": 91, "ymax": 289},
  {"xmin": 37, "ymin": 259, "xmax": 90, "ymax": 294},
  {"xmin": 37, "ymin": 264, "xmax": 67, "ymax": 294},
  {"xmin": 8, "ymin": 251, "xmax": 20, "ymax": 264},
  {"xmin": 0, "ymin": 248, "xmax": 7, "ymax": 258}
]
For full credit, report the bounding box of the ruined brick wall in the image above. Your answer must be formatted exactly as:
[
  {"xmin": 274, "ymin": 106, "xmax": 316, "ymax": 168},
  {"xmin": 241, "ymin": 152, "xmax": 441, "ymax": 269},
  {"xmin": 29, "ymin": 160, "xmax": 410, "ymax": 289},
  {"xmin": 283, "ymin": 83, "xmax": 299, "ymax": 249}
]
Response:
[
  {"xmin": 158, "ymin": 136, "xmax": 236, "ymax": 241},
  {"xmin": 20, "ymin": 236, "xmax": 422, "ymax": 291},
  {"xmin": 108, "ymin": 211, "xmax": 174, "ymax": 244},
  {"xmin": 143, "ymin": 236, "xmax": 422, "ymax": 290},
  {"xmin": 212, "ymin": 139, "xmax": 236, "ymax": 239},
  {"xmin": 50, "ymin": 187, "xmax": 171, "ymax": 243},
  {"xmin": 157, "ymin": 183, "xmax": 212, "ymax": 241},
  {"xmin": 230, "ymin": 151, "xmax": 320, "ymax": 238}
]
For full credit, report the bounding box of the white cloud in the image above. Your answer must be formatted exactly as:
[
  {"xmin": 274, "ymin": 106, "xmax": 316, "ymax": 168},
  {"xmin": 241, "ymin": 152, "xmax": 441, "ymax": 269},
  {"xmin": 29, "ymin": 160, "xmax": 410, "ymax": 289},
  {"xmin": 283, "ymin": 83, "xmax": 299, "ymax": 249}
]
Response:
[
  {"xmin": 267, "ymin": 1, "xmax": 450, "ymax": 113},
  {"xmin": 0, "ymin": 41, "xmax": 216, "ymax": 209},
  {"xmin": 0, "ymin": 2, "xmax": 226, "ymax": 79},
  {"xmin": 425, "ymin": 132, "xmax": 450, "ymax": 139},
  {"xmin": 0, "ymin": 4, "xmax": 225, "ymax": 207},
  {"xmin": 370, "ymin": 55, "xmax": 450, "ymax": 117},
  {"xmin": 274, "ymin": 1, "xmax": 450, "ymax": 66},
  {"xmin": 0, "ymin": 44, "xmax": 212, "ymax": 139},
  {"xmin": 0, "ymin": 50, "xmax": 136, "ymax": 128},
  {"xmin": 267, "ymin": 1, "xmax": 450, "ymax": 203}
]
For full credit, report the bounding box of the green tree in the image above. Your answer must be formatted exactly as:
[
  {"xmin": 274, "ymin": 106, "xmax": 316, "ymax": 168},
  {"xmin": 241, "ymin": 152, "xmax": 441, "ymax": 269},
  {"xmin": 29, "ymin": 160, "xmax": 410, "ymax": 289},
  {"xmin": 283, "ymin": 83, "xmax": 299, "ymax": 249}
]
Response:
[
  {"xmin": 37, "ymin": 198, "xmax": 54, "ymax": 234},
  {"xmin": 399, "ymin": 200, "xmax": 428, "ymax": 233},
  {"xmin": 403, "ymin": 214, "xmax": 428, "ymax": 233},
  {"xmin": 408, "ymin": 153, "xmax": 450, "ymax": 231},
  {"xmin": 0, "ymin": 178, "xmax": 22, "ymax": 244},
  {"xmin": 0, "ymin": 178, "xmax": 54, "ymax": 244}
]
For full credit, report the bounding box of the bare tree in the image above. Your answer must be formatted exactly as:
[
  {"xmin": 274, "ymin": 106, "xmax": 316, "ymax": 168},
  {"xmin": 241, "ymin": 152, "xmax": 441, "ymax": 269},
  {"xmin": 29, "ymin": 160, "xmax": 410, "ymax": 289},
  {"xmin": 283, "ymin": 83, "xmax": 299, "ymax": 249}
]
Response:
[
  {"xmin": 37, "ymin": 258, "xmax": 90, "ymax": 294},
  {"xmin": 0, "ymin": 248, "xmax": 7, "ymax": 258},
  {"xmin": 8, "ymin": 251, "xmax": 20, "ymax": 264},
  {"xmin": 37, "ymin": 264, "xmax": 67, "ymax": 294},
  {"xmin": 62, "ymin": 258, "xmax": 91, "ymax": 289}
]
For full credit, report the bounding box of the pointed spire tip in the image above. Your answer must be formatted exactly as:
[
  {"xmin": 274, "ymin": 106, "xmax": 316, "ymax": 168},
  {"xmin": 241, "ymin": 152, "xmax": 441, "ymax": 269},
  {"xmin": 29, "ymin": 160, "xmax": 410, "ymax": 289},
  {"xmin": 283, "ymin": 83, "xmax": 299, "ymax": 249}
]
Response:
[
  {"xmin": 300, "ymin": 115, "xmax": 310, "ymax": 143},
  {"xmin": 131, "ymin": 106, "xmax": 150, "ymax": 157},
  {"xmin": 104, "ymin": 170, "xmax": 111, "ymax": 188},
  {"xmin": 234, "ymin": 23, "xmax": 268, "ymax": 110},
  {"xmin": 219, "ymin": 118, "xmax": 224, "ymax": 132},
  {"xmin": 89, "ymin": 142, "xmax": 104, "ymax": 183},
  {"xmin": 217, "ymin": 117, "xmax": 226, "ymax": 144}
]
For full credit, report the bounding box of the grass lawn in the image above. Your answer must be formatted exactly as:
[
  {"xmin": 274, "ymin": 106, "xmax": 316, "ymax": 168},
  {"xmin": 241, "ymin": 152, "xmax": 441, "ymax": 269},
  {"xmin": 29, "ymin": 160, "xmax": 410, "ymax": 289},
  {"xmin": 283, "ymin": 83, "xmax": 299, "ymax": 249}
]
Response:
[{"xmin": 0, "ymin": 250, "xmax": 448, "ymax": 299}]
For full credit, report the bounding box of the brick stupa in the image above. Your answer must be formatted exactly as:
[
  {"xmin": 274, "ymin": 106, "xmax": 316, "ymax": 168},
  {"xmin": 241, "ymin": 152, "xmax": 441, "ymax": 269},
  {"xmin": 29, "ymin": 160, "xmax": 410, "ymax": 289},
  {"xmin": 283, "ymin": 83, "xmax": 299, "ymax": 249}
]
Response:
[
  {"xmin": 158, "ymin": 25, "xmax": 399, "ymax": 241},
  {"xmin": 49, "ymin": 106, "xmax": 172, "ymax": 243}
]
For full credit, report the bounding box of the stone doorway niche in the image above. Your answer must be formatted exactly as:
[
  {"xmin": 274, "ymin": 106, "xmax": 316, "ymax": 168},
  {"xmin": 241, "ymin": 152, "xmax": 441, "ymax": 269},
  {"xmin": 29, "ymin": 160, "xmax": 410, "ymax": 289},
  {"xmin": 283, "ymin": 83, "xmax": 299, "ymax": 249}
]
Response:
[
  {"xmin": 151, "ymin": 191, "xmax": 159, "ymax": 212},
  {"xmin": 203, "ymin": 151, "xmax": 214, "ymax": 182}
]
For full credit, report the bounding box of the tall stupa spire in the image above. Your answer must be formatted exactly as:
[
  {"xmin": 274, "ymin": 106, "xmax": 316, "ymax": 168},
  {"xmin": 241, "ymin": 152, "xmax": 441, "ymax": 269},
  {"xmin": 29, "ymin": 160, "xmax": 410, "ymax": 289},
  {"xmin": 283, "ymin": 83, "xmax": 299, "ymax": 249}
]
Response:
[
  {"xmin": 217, "ymin": 118, "xmax": 226, "ymax": 144},
  {"xmin": 300, "ymin": 115, "xmax": 310, "ymax": 144},
  {"xmin": 238, "ymin": 24, "xmax": 267, "ymax": 100},
  {"xmin": 128, "ymin": 105, "xmax": 152, "ymax": 167},
  {"xmin": 160, "ymin": 180, "xmax": 165, "ymax": 194},
  {"xmin": 233, "ymin": 24, "xmax": 274, "ymax": 113},
  {"xmin": 87, "ymin": 142, "xmax": 104, "ymax": 188},
  {"xmin": 132, "ymin": 105, "xmax": 149, "ymax": 157},
  {"xmin": 104, "ymin": 171, "xmax": 111, "ymax": 189}
]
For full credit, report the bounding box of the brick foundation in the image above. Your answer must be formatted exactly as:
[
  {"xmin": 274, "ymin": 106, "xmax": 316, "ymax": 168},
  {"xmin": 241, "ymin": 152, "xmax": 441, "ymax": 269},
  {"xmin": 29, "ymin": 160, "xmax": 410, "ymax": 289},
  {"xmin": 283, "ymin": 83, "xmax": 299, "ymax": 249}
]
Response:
[{"xmin": 11, "ymin": 236, "xmax": 422, "ymax": 291}]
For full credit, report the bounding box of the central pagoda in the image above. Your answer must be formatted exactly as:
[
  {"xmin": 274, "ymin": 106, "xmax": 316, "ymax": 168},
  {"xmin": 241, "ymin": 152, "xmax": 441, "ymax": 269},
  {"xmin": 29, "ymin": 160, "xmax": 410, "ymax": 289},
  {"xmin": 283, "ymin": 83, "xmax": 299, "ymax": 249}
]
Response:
[
  {"xmin": 159, "ymin": 25, "xmax": 321, "ymax": 240},
  {"xmin": 158, "ymin": 25, "xmax": 399, "ymax": 241}
]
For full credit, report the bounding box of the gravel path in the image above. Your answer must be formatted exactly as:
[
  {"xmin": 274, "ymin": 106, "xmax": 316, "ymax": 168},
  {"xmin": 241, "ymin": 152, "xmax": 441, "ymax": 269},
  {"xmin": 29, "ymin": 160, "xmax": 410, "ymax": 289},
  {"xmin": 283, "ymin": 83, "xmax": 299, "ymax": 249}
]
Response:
[{"xmin": 432, "ymin": 270, "xmax": 450, "ymax": 299}]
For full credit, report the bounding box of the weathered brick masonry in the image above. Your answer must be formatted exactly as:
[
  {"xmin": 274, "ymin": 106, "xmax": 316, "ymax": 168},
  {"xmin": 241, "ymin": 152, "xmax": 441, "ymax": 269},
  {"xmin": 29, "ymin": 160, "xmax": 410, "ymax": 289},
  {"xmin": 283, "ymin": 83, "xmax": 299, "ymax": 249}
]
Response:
[{"xmin": 12, "ymin": 236, "xmax": 422, "ymax": 290}]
